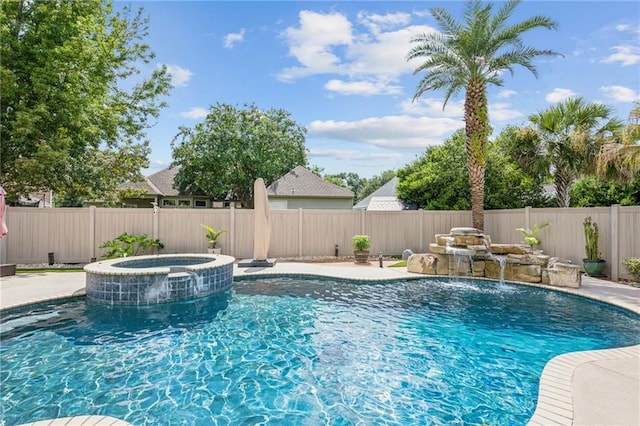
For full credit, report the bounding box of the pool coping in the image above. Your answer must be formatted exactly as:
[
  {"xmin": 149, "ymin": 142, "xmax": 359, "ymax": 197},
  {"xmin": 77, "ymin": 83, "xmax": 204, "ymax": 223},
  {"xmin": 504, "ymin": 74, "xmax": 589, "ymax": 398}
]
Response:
[{"xmin": 1, "ymin": 261, "xmax": 639, "ymax": 426}]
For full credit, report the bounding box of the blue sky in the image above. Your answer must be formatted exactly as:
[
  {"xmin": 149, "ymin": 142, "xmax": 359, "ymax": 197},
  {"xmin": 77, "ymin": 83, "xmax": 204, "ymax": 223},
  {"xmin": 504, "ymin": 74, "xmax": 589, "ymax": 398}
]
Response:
[{"xmin": 128, "ymin": 1, "xmax": 640, "ymax": 179}]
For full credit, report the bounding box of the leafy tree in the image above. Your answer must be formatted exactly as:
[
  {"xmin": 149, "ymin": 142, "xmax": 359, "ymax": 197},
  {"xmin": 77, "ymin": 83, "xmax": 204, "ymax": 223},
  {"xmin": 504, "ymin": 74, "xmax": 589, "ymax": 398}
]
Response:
[
  {"xmin": 324, "ymin": 172, "xmax": 365, "ymax": 200},
  {"xmin": 406, "ymin": 0, "xmax": 559, "ymax": 229},
  {"xmin": 0, "ymin": 0, "xmax": 171, "ymax": 202},
  {"xmin": 396, "ymin": 130, "xmax": 551, "ymax": 210},
  {"xmin": 528, "ymin": 97, "xmax": 623, "ymax": 207},
  {"xmin": 570, "ymin": 175, "xmax": 640, "ymax": 207},
  {"xmin": 171, "ymin": 103, "xmax": 307, "ymax": 208},
  {"xmin": 597, "ymin": 103, "xmax": 640, "ymax": 182},
  {"xmin": 358, "ymin": 170, "xmax": 396, "ymax": 203}
]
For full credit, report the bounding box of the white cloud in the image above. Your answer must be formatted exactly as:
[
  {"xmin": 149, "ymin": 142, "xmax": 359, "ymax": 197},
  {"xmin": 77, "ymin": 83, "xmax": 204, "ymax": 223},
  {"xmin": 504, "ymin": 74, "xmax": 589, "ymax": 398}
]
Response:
[
  {"xmin": 308, "ymin": 115, "xmax": 462, "ymax": 150},
  {"xmin": 164, "ymin": 64, "xmax": 193, "ymax": 87},
  {"xmin": 357, "ymin": 11, "xmax": 411, "ymax": 34},
  {"xmin": 278, "ymin": 11, "xmax": 353, "ymax": 80},
  {"xmin": 179, "ymin": 107, "xmax": 208, "ymax": 119},
  {"xmin": 545, "ymin": 88, "xmax": 577, "ymax": 103},
  {"xmin": 399, "ymin": 98, "xmax": 464, "ymax": 118},
  {"xmin": 277, "ymin": 10, "xmax": 435, "ymax": 94},
  {"xmin": 600, "ymin": 85, "xmax": 639, "ymax": 103},
  {"xmin": 324, "ymin": 79, "xmax": 402, "ymax": 96},
  {"xmin": 614, "ymin": 24, "xmax": 640, "ymax": 34},
  {"xmin": 309, "ymin": 148, "xmax": 401, "ymax": 161},
  {"xmin": 489, "ymin": 103, "xmax": 524, "ymax": 122},
  {"xmin": 223, "ymin": 28, "xmax": 245, "ymax": 49},
  {"xmin": 497, "ymin": 89, "xmax": 517, "ymax": 99},
  {"xmin": 601, "ymin": 45, "xmax": 640, "ymax": 66}
]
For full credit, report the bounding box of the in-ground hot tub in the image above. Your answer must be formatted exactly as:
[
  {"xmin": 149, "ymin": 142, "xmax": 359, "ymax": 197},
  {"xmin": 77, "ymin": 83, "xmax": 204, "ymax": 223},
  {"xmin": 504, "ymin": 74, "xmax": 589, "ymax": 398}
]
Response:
[{"xmin": 84, "ymin": 254, "xmax": 235, "ymax": 305}]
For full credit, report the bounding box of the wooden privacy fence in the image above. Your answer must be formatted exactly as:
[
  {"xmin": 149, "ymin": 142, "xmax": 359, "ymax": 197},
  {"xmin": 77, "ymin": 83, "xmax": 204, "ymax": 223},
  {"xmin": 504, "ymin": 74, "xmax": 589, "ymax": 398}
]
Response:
[{"xmin": 1, "ymin": 205, "xmax": 638, "ymax": 280}]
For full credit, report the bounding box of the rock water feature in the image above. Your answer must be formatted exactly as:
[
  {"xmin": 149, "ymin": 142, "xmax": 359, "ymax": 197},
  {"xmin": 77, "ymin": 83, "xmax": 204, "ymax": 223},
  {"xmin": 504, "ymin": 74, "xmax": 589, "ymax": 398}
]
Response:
[{"xmin": 407, "ymin": 227, "xmax": 581, "ymax": 288}]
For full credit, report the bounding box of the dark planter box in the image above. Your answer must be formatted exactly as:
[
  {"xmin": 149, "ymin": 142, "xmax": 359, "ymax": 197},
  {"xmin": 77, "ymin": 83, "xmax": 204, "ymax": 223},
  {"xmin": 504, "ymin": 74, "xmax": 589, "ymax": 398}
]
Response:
[
  {"xmin": 583, "ymin": 259, "xmax": 606, "ymax": 277},
  {"xmin": 1, "ymin": 263, "xmax": 16, "ymax": 277}
]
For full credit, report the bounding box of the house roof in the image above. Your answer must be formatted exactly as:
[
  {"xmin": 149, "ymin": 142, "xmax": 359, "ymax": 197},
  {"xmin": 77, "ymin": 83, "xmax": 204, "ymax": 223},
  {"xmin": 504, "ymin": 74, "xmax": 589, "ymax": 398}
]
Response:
[
  {"xmin": 353, "ymin": 177, "xmax": 416, "ymax": 211},
  {"xmin": 266, "ymin": 166, "xmax": 354, "ymax": 198},
  {"xmin": 120, "ymin": 167, "xmax": 179, "ymax": 196}
]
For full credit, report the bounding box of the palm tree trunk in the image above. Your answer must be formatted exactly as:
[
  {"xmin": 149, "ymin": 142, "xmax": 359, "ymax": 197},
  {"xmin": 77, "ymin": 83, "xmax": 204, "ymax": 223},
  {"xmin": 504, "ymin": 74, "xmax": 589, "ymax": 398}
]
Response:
[
  {"xmin": 554, "ymin": 168, "xmax": 573, "ymax": 207},
  {"xmin": 464, "ymin": 81, "xmax": 490, "ymax": 230}
]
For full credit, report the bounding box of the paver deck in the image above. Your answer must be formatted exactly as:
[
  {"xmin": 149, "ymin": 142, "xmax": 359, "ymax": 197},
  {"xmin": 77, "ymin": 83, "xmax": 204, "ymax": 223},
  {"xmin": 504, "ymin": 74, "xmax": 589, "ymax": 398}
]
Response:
[{"xmin": 1, "ymin": 261, "xmax": 638, "ymax": 426}]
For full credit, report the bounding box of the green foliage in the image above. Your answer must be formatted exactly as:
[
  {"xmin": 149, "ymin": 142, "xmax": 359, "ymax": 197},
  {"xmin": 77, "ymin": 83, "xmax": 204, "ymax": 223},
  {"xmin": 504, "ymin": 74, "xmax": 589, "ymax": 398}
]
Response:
[
  {"xmin": 622, "ymin": 258, "xmax": 640, "ymax": 282},
  {"xmin": 171, "ymin": 103, "xmax": 307, "ymax": 208},
  {"xmin": 99, "ymin": 232, "xmax": 165, "ymax": 259},
  {"xmin": 201, "ymin": 224, "xmax": 226, "ymax": 248},
  {"xmin": 528, "ymin": 97, "xmax": 624, "ymax": 207},
  {"xmin": 570, "ymin": 175, "xmax": 640, "ymax": 207},
  {"xmin": 351, "ymin": 235, "xmax": 371, "ymax": 251},
  {"xmin": 396, "ymin": 130, "xmax": 552, "ymax": 210},
  {"xmin": 583, "ymin": 217, "xmax": 601, "ymax": 261},
  {"xmin": 0, "ymin": 0, "xmax": 172, "ymax": 202},
  {"xmin": 516, "ymin": 221, "xmax": 550, "ymax": 248},
  {"xmin": 324, "ymin": 172, "xmax": 364, "ymax": 199}
]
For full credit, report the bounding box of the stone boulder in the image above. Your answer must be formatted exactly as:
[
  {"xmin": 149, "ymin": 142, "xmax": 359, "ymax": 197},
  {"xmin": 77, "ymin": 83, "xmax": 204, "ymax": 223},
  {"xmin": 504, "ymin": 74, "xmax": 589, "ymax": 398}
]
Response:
[
  {"xmin": 545, "ymin": 262, "xmax": 581, "ymax": 288},
  {"xmin": 489, "ymin": 244, "xmax": 532, "ymax": 255},
  {"xmin": 407, "ymin": 254, "xmax": 438, "ymax": 275},
  {"xmin": 486, "ymin": 261, "xmax": 541, "ymax": 283}
]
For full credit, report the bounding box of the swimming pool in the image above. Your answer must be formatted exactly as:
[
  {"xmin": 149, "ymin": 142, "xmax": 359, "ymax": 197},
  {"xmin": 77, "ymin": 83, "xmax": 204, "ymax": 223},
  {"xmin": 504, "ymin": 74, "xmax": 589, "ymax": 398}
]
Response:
[{"xmin": 1, "ymin": 276, "xmax": 638, "ymax": 425}]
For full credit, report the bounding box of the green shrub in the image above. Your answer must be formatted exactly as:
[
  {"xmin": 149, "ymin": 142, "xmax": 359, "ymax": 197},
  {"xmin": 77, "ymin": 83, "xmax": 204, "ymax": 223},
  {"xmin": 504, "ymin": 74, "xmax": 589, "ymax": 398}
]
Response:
[
  {"xmin": 516, "ymin": 221, "xmax": 550, "ymax": 248},
  {"xmin": 99, "ymin": 232, "xmax": 165, "ymax": 259},
  {"xmin": 622, "ymin": 258, "xmax": 640, "ymax": 282},
  {"xmin": 351, "ymin": 235, "xmax": 371, "ymax": 251}
]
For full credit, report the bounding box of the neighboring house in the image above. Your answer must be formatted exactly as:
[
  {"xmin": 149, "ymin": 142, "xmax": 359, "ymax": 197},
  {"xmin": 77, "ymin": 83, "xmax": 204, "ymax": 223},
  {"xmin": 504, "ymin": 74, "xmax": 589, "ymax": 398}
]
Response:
[
  {"xmin": 266, "ymin": 166, "xmax": 354, "ymax": 210},
  {"xmin": 353, "ymin": 177, "xmax": 417, "ymax": 211},
  {"xmin": 114, "ymin": 167, "xmax": 240, "ymax": 209},
  {"xmin": 14, "ymin": 191, "xmax": 53, "ymax": 207}
]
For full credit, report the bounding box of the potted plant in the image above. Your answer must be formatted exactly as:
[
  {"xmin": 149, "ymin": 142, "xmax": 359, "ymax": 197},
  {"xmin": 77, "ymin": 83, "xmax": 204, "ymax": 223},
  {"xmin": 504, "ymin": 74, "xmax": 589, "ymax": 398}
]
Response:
[
  {"xmin": 201, "ymin": 224, "xmax": 226, "ymax": 254},
  {"xmin": 583, "ymin": 216, "xmax": 606, "ymax": 277},
  {"xmin": 352, "ymin": 235, "xmax": 371, "ymax": 264},
  {"xmin": 516, "ymin": 221, "xmax": 550, "ymax": 253}
]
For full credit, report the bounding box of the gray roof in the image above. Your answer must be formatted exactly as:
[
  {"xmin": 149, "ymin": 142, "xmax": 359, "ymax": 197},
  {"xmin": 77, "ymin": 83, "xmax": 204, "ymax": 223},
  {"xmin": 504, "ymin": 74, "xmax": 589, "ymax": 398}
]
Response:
[
  {"xmin": 267, "ymin": 166, "xmax": 354, "ymax": 198},
  {"xmin": 353, "ymin": 177, "xmax": 416, "ymax": 210},
  {"xmin": 120, "ymin": 167, "xmax": 179, "ymax": 196}
]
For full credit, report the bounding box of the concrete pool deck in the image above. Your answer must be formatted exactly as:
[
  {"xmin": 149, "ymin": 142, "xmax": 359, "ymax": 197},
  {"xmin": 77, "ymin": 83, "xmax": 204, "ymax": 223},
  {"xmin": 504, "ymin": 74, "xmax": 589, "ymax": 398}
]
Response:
[{"xmin": 1, "ymin": 261, "xmax": 638, "ymax": 426}]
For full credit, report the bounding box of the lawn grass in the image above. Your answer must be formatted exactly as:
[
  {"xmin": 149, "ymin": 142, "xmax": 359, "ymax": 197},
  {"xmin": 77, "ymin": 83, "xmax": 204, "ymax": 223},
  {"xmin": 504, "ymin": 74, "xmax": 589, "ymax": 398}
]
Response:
[{"xmin": 388, "ymin": 260, "xmax": 407, "ymax": 268}]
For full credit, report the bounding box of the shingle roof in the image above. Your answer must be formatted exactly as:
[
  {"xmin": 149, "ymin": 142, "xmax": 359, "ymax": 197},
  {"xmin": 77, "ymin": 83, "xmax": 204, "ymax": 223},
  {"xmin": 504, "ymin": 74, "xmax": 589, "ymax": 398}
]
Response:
[
  {"xmin": 266, "ymin": 166, "xmax": 354, "ymax": 198},
  {"xmin": 120, "ymin": 167, "xmax": 179, "ymax": 196},
  {"xmin": 353, "ymin": 177, "xmax": 398, "ymax": 209},
  {"xmin": 353, "ymin": 177, "xmax": 417, "ymax": 210}
]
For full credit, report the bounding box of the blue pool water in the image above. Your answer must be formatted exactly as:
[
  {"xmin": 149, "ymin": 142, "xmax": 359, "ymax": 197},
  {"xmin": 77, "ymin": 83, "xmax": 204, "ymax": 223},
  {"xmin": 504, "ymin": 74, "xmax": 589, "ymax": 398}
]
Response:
[{"xmin": 1, "ymin": 277, "xmax": 638, "ymax": 425}]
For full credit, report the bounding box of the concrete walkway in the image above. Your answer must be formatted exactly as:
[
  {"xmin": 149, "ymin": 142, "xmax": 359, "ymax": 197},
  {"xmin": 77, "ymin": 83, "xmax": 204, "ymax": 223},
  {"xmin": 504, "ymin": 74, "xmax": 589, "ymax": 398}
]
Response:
[{"xmin": 1, "ymin": 262, "xmax": 638, "ymax": 426}]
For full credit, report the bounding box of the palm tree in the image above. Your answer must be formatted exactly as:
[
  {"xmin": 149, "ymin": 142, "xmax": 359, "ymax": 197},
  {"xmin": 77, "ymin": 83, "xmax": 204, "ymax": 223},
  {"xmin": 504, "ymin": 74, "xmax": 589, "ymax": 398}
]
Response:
[
  {"xmin": 528, "ymin": 97, "xmax": 623, "ymax": 207},
  {"xmin": 596, "ymin": 103, "xmax": 640, "ymax": 182},
  {"xmin": 407, "ymin": 0, "xmax": 559, "ymax": 230}
]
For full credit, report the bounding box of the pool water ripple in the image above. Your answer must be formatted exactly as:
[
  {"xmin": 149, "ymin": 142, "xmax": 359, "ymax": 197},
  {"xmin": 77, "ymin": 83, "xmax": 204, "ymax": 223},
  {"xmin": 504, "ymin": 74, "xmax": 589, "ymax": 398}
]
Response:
[{"xmin": 1, "ymin": 277, "xmax": 639, "ymax": 425}]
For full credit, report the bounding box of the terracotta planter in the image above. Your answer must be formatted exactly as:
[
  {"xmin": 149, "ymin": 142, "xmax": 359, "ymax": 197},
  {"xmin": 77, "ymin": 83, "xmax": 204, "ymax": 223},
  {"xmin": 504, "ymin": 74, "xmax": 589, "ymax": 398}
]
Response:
[
  {"xmin": 354, "ymin": 250, "xmax": 370, "ymax": 264},
  {"xmin": 583, "ymin": 259, "xmax": 606, "ymax": 277}
]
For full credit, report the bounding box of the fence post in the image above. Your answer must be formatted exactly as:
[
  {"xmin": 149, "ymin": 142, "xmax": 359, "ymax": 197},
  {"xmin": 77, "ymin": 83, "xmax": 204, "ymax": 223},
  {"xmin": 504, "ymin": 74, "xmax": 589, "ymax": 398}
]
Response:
[
  {"xmin": 361, "ymin": 209, "xmax": 366, "ymax": 235},
  {"xmin": 229, "ymin": 205, "xmax": 235, "ymax": 257},
  {"xmin": 298, "ymin": 208, "xmax": 303, "ymax": 257},
  {"xmin": 89, "ymin": 206, "xmax": 96, "ymax": 261},
  {"xmin": 419, "ymin": 210, "xmax": 424, "ymax": 252},
  {"xmin": 152, "ymin": 204, "xmax": 159, "ymax": 242},
  {"xmin": 611, "ymin": 204, "xmax": 619, "ymax": 282},
  {"xmin": 524, "ymin": 206, "xmax": 531, "ymax": 230}
]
